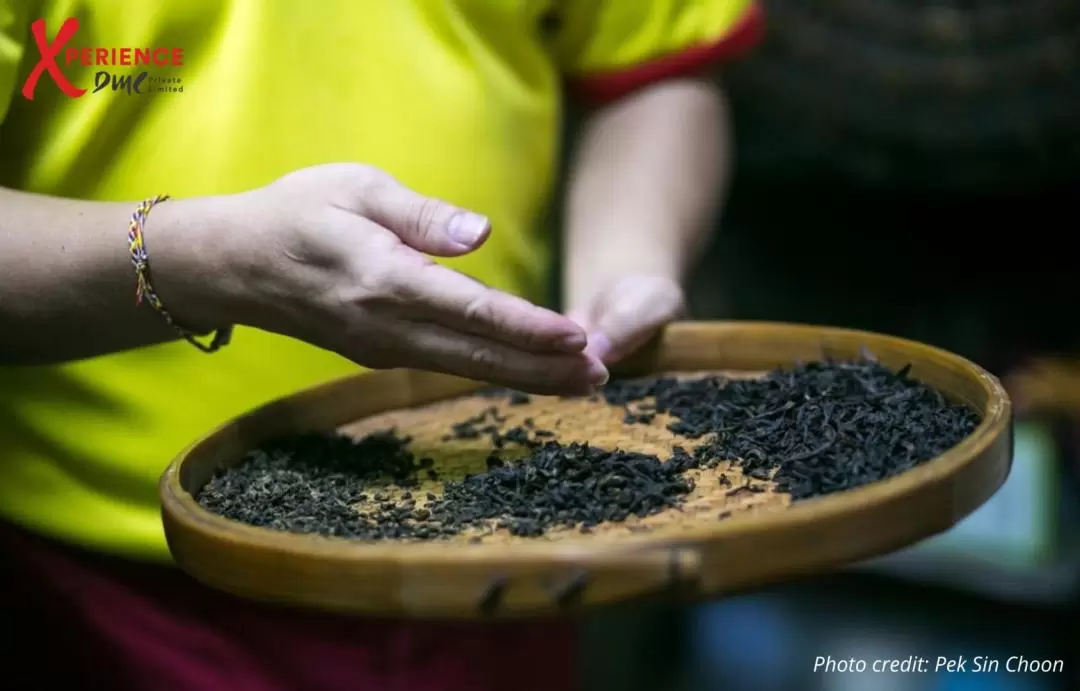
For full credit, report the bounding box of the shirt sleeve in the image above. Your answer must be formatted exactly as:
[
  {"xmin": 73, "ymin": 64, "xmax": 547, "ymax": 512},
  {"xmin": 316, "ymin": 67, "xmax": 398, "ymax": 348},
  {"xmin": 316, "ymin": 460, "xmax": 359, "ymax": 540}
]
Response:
[
  {"xmin": 0, "ymin": 0, "xmax": 30, "ymax": 126},
  {"xmin": 551, "ymin": 0, "xmax": 764, "ymax": 106}
]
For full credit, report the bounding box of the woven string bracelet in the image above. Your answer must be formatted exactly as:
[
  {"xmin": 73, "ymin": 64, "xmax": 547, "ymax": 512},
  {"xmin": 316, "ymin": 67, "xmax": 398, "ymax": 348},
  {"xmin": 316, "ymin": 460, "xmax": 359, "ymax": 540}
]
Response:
[{"xmin": 128, "ymin": 195, "xmax": 233, "ymax": 353}]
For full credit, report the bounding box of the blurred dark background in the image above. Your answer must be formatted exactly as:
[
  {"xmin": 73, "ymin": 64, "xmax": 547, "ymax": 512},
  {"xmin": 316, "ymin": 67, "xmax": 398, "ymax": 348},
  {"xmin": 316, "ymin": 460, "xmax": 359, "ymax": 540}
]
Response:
[{"xmin": 567, "ymin": 1, "xmax": 1080, "ymax": 688}]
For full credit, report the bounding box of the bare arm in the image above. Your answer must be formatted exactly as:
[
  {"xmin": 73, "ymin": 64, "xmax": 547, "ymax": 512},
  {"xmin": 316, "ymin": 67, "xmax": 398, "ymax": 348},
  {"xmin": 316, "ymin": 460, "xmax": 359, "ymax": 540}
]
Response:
[
  {"xmin": 0, "ymin": 188, "xmax": 230, "ymax": 363},
  {"xmin": 0, "ymin": 167, "xmax": 608, "ymax": 394},
  {"xmin": 563, "ymin": 77, "xmax": 730, "ymax": 360}
]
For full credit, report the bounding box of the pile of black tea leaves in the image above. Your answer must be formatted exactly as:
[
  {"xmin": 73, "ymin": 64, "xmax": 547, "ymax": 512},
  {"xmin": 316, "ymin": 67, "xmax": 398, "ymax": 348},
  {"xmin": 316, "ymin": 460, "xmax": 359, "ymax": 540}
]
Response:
[
  {"xmin": 602, "ymin": 360, "xmax": 981, "ymax": 500},
  {"xmin": 197, "ymin": 359, "xmax": 981, "ymax": 540}
]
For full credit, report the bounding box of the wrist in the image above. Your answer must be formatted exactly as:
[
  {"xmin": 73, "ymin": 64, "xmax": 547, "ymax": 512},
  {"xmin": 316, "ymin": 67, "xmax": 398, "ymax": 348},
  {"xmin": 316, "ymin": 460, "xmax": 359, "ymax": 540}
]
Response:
[{"xmin": 145, "ymin": 195, "xmax": 246, "ymax": 333}]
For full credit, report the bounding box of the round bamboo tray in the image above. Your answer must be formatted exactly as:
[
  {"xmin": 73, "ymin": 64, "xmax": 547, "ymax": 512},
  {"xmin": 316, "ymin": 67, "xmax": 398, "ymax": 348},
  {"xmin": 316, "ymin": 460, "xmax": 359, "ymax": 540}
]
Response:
[{"xmin": 161, "ymin": 322, "xmax": 1012, "ymax": 618}]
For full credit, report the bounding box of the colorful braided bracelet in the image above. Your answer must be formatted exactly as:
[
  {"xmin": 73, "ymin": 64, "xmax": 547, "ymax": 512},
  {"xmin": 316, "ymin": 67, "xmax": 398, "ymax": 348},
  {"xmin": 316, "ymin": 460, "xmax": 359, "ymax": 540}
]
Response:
[{"xmin": 128, "ymin": 195, "xmax": 233, "ymax": 353}]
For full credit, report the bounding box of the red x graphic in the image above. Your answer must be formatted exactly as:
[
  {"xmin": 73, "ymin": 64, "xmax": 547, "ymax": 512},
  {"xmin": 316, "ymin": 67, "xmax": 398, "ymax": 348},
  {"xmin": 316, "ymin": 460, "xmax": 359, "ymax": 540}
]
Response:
[{"xmin": 21, "ymin": 18, "xmax": 87, "ymax": 101}]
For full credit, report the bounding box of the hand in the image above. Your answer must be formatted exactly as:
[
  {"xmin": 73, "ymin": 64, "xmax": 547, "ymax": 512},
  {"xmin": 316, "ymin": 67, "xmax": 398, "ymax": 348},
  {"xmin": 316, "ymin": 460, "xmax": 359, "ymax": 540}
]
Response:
[
  {"xmin": 171, "ymin": 163, "xmax": 609, "ymax": 395},
  {"xmin": 566, "ymin": 275, "xmax": 686, "ymax": 365}
]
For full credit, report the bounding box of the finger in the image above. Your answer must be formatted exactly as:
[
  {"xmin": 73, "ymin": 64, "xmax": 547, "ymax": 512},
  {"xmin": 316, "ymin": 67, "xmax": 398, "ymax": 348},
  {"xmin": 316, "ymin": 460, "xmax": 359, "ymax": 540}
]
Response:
[
  {"xmin": 385, "ymin": 260, "xmax": 588, "ymax": 354},
  {"xmin": 351, "ymin": 170, "xmax": 491, "ymax": 256},
  {"xmin": 589, "ymin": 280, "xmax": 685, "ymax": 364},
  {"xmin": 564, "ymin": 309, "xmax": 614, "ymax": 363},
  {"xmin": 374, "ymin": 319, "xmax": 609, "ymax": 396},
  {"xmin": 565, "ymin": 309, "xmax": 592, "ymax": 332}
]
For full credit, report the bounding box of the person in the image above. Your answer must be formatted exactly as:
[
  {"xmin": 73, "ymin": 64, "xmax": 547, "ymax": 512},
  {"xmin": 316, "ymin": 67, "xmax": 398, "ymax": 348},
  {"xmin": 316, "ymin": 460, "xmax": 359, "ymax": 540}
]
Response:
[{"xmin": 0, "ymin": 1, "xmax": 763, "ymax": 689}]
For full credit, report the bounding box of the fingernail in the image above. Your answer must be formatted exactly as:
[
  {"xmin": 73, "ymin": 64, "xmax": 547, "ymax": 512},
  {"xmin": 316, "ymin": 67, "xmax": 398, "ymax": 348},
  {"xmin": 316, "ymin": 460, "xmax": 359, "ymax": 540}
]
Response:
[
  {"xmin": 448, "ymin": 212, "xmax": 489, "ymax": 247},
  {"xmin": 557, "ymin": 331, "xmax": 587, "ymax": 352},
  {"xmin": 585, "ymin": 330, "xmax": 612, "ymax": 361},
  {"xmin": 587, "ymin": 358, "xmax": 610, "ymax": 387}
]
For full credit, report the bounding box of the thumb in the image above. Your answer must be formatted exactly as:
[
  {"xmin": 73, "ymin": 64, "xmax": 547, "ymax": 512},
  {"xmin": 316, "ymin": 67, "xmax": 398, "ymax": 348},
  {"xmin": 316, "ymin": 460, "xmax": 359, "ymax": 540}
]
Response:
[{"xmin": 354, "ymin": 170, "xmax": 491, "ymax": 256}]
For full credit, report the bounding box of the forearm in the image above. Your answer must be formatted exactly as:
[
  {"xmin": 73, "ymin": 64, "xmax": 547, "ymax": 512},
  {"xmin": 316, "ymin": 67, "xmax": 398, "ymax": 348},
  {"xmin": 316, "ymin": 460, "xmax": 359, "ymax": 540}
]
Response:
[
  {"xmin": 562, "ymin": 77, "xmax": 730, "ymax": 312},
  {"xmin": 0, "ymin": 188, "xmax": 232, "ymax": 364}
]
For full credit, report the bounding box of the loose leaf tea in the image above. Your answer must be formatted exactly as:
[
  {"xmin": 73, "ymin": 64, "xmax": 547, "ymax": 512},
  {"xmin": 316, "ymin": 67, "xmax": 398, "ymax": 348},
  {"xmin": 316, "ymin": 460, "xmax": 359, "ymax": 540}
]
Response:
[
  {"xmin": 198, "ymin": 432, "xmax": 690, "ymax": 540},
  {"xmin": 601, "ymin": 361, "xmax": 982, "ymax": 500},
  {"xmin": 197, "ymin": 360, "xmax": 981, "ymax": 541}
]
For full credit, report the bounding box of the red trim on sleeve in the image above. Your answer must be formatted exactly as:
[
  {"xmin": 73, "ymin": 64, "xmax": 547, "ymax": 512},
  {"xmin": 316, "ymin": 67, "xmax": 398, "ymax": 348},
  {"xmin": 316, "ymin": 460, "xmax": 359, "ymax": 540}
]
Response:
[{"xmin": 569, "ymin": 2, "xmax": 765, "ymax": 106}]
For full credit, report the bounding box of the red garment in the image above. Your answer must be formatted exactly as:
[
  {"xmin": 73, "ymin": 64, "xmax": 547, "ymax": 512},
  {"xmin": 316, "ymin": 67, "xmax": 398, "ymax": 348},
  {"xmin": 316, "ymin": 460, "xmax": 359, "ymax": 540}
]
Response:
[{"xmin": 0, "ymin": 521, "xmax": 578, "ymax": 691}]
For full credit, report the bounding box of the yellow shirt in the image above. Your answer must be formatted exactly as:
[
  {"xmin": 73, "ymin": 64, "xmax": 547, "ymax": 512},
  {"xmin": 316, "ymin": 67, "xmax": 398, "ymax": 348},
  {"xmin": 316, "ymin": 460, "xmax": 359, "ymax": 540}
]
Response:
[{"xmin": 0, "ymin": 0, "xmax": 761, "ymax": 562}]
